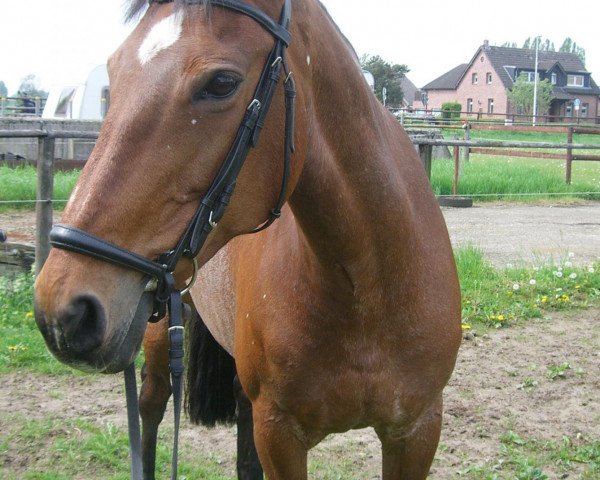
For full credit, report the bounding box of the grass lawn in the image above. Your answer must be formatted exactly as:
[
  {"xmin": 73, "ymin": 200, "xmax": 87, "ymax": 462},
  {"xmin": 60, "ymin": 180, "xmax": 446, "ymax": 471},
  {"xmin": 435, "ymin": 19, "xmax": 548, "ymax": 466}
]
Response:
[
  {"xmin": 0, "ymin": 166, "xmax": 78, "ymax": 212},
  {"xmin": 429, "ymin": 127, "xmax": 600, "ymax": 200},
  {"xmin": 431, "ymin": 154, "xmax": 600, "ymax": 200}
]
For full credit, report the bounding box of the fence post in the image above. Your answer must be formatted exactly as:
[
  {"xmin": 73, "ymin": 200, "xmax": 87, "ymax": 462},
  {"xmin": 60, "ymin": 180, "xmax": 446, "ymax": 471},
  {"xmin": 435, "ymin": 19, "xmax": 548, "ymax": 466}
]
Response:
[
  {"xmin": 418, "ymin": 143, "xmax": 432, "ymax": 180},
  {"xmin": 462, "ymin": 122, "xmax": 471, "ymax": 163},
  {"xmin": 566, "ymin": 127, "xmax": 573, "ymax": 185},
  {"xmin": 36, "ymin": 136, "xmax": 55, "ymax": 274},
  {"xmin": 453, "ymin": 145, "xmax": 460, "ymax": 196}
]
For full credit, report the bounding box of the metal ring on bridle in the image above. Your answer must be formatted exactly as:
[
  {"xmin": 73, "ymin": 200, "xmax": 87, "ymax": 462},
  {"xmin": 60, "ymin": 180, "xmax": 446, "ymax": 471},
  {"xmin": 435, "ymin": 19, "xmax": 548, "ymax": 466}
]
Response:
[{"xmin": 181, "ymin": 257, "xmax": 199, "ymax": 296}]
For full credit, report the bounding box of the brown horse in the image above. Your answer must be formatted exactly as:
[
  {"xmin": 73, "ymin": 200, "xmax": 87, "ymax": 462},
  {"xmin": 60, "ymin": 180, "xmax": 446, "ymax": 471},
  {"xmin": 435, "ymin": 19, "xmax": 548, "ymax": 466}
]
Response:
[{"xmin": 34, "ymin": 0, "xmax": 462, "ymax": 478}]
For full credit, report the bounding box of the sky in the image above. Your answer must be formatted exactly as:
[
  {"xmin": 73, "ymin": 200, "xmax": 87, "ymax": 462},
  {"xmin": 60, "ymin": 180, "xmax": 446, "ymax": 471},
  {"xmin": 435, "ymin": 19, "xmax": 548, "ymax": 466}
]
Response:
[{"xmin": 2, "ymin": 0, "xmax": 599, "ymax": 95}]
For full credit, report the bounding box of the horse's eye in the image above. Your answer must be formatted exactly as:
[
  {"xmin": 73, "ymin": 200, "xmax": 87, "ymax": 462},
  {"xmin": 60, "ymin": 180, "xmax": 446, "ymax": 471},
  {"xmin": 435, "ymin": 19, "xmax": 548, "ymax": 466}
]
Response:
[{"xmin": 194, "ymin": 74, "xmax": 240, "ymax": 101}]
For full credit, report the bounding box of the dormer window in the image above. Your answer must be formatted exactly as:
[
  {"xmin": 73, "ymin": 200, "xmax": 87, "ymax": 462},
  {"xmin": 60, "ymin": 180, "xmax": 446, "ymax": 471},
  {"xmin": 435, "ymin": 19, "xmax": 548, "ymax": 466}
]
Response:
[
  {"xmin": 526, "ymin": 72, "xmax": 538, "ymax": 82},
  {"xmin": 551, "ymin": 73, "xmax": 557, "ymax": 85},
  {"xmin": 567, "ymin": 74, "xmax": 584, "ymax": 87}
]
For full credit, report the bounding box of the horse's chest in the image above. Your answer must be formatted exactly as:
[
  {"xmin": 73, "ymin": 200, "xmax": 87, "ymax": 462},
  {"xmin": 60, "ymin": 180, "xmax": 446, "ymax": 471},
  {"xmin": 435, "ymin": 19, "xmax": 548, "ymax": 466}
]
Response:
[{"xmin": 190, "ymin": 248, "xmax": 236, "ymax": 355}]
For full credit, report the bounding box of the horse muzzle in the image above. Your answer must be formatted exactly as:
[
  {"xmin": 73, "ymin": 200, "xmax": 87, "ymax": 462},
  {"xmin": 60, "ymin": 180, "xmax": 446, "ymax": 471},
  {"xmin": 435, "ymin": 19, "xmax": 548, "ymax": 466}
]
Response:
[{"xmin": 34, "ymin": 288, "xmax": 154, "ymax": 374}]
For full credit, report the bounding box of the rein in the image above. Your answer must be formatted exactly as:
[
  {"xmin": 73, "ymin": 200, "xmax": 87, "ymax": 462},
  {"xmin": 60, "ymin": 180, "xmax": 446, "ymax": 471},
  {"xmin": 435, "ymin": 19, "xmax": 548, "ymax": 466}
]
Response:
[{"xmin": 48, "ymin": 0, "xmax": 294, "ymax": 478}]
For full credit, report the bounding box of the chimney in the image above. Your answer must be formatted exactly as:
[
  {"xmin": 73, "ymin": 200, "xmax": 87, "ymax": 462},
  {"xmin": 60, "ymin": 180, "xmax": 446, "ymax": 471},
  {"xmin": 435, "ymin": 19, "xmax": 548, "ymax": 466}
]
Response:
[{"xmin": 483, "ymin": 39, "xmax": 490, "ymax": 49}]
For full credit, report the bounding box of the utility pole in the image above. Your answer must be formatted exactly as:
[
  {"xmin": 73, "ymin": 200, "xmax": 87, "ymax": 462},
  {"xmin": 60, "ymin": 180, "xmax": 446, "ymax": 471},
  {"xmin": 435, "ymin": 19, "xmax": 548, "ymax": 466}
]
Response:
[{"xmin": 532, "ymin": 37, "xmax": 539, "ymax": 126}]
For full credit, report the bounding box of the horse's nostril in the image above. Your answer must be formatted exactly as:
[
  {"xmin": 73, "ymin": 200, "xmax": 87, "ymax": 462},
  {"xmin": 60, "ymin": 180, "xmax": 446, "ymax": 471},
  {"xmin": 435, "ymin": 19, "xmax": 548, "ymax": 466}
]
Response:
[{"xmin": 59, "ymin": 295, "xmax": 106, "ymax": 355}]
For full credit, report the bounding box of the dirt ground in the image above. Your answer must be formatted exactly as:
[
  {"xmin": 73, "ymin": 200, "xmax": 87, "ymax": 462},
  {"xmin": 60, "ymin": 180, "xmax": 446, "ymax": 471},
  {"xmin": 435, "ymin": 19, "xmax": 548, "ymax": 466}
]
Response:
[{"xmin": 1, "ymin": 203, "xmax": 599, "ymax": 478}]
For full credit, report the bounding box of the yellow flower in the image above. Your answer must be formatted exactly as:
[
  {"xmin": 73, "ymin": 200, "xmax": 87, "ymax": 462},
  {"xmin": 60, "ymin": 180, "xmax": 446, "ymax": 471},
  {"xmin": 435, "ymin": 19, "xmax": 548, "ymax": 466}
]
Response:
[
  {"xmin": 8, "ymin": 346, "xmax": 17, "ymax": 351},
  {"xmin": 497, "ymin": 315, "xmax": 505, "ymax": 321},
  {"xmin": 541, "ymin": 296, "xmax": 548, "ymax": 303},
  {"xmin": 461, "ymin": 324, "xmax": 472, "ymax": 330},
  {"xmin": 25, "ymin": 312, "xmax": 34, "ymax": 318},
  {"xmin": 575, "ymin": 285, "xmax": 581, "ymax": 289}
]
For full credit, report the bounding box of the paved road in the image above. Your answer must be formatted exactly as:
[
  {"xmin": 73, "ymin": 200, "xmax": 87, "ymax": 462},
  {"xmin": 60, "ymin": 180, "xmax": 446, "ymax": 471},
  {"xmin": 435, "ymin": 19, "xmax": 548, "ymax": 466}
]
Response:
[{"xmin": 442, "ymin": 202, "xmax": 600, "ymax": 267}]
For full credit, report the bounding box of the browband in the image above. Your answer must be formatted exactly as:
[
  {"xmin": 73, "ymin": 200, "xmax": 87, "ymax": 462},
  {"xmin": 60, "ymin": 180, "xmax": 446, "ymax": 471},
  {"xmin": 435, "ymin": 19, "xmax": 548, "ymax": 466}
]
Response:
[{"xmin": 151, "ymin": 0, "xmax": 292, "ymax": 45}]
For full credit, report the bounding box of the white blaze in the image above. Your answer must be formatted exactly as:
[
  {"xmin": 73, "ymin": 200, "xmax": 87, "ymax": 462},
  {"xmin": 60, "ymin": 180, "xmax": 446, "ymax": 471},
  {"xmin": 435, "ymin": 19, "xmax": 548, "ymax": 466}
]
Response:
[{"xmin": 138, "ymin": 12, "xmax": 184, "ymax": 66}]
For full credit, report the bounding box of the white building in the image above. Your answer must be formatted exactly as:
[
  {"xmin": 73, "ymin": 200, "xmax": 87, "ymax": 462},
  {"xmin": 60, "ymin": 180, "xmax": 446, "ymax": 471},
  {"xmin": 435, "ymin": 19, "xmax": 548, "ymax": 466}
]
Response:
[{"xmin": 42, "ymin": 65, "xmax": 109, "ymax": 120}]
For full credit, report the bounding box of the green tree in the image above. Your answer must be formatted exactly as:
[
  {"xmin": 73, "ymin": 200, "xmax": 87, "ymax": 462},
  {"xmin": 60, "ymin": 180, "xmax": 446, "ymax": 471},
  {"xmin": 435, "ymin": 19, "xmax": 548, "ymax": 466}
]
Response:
[
  {"xmin": 522, "ymin": 36, "xmax": 555, "ymax": 51},
  {"xmin": 360, "ymin": 54, "xmax": 409, "ymax": 108},
  {"xmin": 559, "ymin": 37, "xmax": 586, "ymax": 64},
  {"xmin": 507, "ymin": 74, "xmax": 553, "ymax": 116},
  {"xmin": 507, "ymin": 37, "xmax": 585, "ymax": 64},
  {"xmin": 0, "ymin": 81, "xmax": 7, "ymax": 97},
  {"xmin": 17, "ymin": 74, "xmax": 48, "ymax": 98}
]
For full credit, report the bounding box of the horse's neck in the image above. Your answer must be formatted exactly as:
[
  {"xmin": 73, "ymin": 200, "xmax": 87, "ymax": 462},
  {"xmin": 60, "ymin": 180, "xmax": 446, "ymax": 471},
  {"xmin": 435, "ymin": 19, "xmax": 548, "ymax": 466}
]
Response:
[{"xmin": 287, "ymin": 1, "xmax": 424, "ymax": 292}]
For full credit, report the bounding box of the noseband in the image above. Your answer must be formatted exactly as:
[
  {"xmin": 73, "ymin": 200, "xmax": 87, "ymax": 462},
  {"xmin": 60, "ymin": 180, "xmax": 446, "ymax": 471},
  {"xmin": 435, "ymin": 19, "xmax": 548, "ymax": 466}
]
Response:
[{"xmin": 48, "ymin": 1, "xmax": 294, "ymax": 478}]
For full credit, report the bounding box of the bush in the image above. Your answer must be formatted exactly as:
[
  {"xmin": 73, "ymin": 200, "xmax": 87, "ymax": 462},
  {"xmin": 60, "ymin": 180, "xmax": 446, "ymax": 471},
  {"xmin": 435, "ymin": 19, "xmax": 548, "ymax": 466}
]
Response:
[{"xmin": 441, "ymin": 101, "xmax": 462, "ymax": 120}]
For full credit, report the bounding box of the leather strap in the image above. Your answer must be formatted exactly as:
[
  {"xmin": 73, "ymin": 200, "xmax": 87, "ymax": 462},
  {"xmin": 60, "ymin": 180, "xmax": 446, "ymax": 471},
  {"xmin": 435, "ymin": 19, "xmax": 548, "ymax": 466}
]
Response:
[
  {"xmin": 124, "ymin": 363, "xmax": 144, "ymax": 480},
  {"xmin": 50, "ymin": 224, "xmax": 167, "ymax": 280},
  {"xmin": 152, "ymin": 0, "xmax": 291, "ymax": 45}
]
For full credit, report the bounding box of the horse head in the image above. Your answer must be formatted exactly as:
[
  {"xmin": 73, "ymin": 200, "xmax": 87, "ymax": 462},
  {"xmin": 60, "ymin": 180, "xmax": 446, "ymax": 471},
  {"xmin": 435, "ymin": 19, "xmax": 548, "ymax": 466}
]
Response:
[{"xmin": 34, "ymin": 0, "xmax": 305, "ymax": 373}]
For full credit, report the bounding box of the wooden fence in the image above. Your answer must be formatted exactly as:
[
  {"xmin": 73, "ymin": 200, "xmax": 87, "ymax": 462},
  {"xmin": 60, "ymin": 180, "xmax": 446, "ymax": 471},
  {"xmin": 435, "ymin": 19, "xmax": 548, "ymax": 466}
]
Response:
[
  {"xmin": 410, "ymin": 124, "xmax": 600, "ymax": 185},
  {"xmin": 0, "ymin": 96, "xmax": 46, "ymax": 117},
  {"xmin": 393, "ymin": 108, "xmax": 600, "ymax": 128},
  {"xmin": 1, "ymin": 120, "xmax": 600, "ymax": 275}
]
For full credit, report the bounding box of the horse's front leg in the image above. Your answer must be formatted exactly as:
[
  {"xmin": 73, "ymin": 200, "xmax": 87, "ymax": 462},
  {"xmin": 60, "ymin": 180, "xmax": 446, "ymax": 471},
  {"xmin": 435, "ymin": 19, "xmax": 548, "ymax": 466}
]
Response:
[
  {"xmin": 233, "ymin": 376, "xmax": 264, "ymax": 480},
  {"xmin": 376, "ymin": 395, "xmax": 443, "ymax": 480},
  {"xmin": 252, "ymin": 399, "xmax": 308, "ymax": 480},
  {"xmin": 139, "ymin": 318, "xmax": 172, "ymax": 480}
]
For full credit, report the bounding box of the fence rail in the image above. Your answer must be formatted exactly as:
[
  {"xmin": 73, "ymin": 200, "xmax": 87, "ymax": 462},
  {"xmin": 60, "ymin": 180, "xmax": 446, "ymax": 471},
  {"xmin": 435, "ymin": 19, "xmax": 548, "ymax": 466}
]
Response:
[
  {"xmin": 1, "ymin": 121, "xmax": 600, "ymax": 273},
  {"xmin": 0, "ymin": 96, "xmax": 46, "ymax": 117},
  {"xmin": 392, "ymin": 107, "xmax": 600, "ymax": 128}
]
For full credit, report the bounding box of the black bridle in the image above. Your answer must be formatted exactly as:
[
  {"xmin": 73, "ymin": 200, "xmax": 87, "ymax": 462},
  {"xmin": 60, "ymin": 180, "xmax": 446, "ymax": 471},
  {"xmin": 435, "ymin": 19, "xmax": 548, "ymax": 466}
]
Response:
[{"xmin": 48, "ymin": 1, "xmax": 294, "ymax": 478}]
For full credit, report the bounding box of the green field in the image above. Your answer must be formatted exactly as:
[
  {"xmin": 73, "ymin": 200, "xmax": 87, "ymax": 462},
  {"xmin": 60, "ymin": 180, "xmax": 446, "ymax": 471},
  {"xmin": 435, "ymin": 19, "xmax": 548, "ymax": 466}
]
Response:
[
  {"xmin": 0, "ymin": 165, "xmax": 78, "ymax": 211},
  {"xmin": 430, "ymin": 128, "xmax": 600, "ymax": 200}
]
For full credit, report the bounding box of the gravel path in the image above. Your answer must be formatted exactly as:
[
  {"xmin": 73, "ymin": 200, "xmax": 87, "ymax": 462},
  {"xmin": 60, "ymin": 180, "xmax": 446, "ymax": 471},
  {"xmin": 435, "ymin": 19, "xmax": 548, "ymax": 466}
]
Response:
[
  {"xmin": 2, "ymin": 202, "xmax": 599, "ymax": 267},
  {"xmin": 442, "ymin": 202, "xmax": 600, "ymax": 267}
]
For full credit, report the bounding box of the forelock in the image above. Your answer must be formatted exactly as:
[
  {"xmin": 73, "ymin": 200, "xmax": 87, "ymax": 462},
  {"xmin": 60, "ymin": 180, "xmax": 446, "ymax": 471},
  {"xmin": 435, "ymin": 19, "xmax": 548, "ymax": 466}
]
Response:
[{"xmin": 125, "ymin": 0, "xmax": 212, "ymax": 23}]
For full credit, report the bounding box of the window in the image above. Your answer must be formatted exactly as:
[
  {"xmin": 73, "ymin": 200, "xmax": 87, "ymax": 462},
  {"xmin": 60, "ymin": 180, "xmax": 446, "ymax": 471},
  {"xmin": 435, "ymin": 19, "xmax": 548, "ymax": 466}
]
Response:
[
  {"xmin": 526, "ymin": 72, "xmax": 538, "ymax": 82},
  {"xmin": 566, "ymin": 103, "xmax": 573, "ymax": 117},
  {"xmin": 551, "ymin": 73, "xmax": 557, "ymax": 85},
  {"xmin": 487, "ymin": 98, "xmax": 494, "ymax": 115},
  {"xmin": 101, "ymin": 87, "xmax": 110, "ymax": 118},
  {"xmin": 467, "ymin": 98, "xmax": 474, "ymax": 113},
  {"xmin": 486, "ymin": 72, "xmax": 493, "ymax": 84},
  {"xmin": 567, "ymin": 75, "xmax": 584, "ymax": 87},
  {"xmin": 472, "ymin": 73, "xmax": 478, "ymax": 84},
  {"xmin": 581, "ymin": 103, "xmax": 588, "ymax": 117}
]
